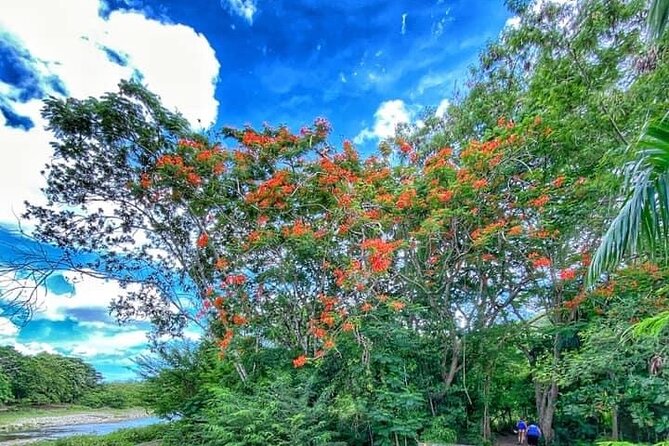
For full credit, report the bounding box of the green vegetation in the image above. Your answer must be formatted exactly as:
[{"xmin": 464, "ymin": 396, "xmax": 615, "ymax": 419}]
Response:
[
  {"xmin": 31, "ymin": 424, "xmax": 163, "ymax": 446},
  {"xmin": 15, "ymin": 0, "xmax": 669, "ymax": 445},
  {"xmin": 0, "ymin": 346, "xmax": 150, "ymax": 410}
]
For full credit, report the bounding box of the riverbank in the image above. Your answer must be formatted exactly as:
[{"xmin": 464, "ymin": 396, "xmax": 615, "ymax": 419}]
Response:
[{"xmin": 0, "ymin": 407, "xmax": 149, "ymax": 433}]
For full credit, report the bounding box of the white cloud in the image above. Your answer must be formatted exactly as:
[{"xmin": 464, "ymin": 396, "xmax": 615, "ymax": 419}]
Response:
[
  {"xmin": 0, "ymin": 317, "xmax": 19, "ymax": 338},
  {"xmin": 0, "ymin": 0, "xmax": 220, "ymax": 225},
  {"xmin": 69, "ymin": 329, "xmax": 148, "ymax": 357},
  {"xmin": 505, "ymin": 16, "xmax": 521, "ymax": 30},
  {"xmin": 221, "ymin": 0, "xmax": 258, "ymax": 24},
  {"xmin": 0, "ymin": 269, "xmax": 144, "ymax": 322},
  {"xmin": 12, "ymin": 341, "xmax": 56, "ymax": 355},
  {"xmin": 435, "ymin": 98, "xmax": 450, "ymax": 118},
  {"xmin": 401, "ymin": 13, "xmax": 408, "ymax": 35},
  {"xmin": 354, "ymin": 99, "xmax": 412, "ymax": 143}
]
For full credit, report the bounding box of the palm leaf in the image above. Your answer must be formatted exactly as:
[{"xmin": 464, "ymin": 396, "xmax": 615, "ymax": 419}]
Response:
[
  {"xmin": 588, "ymin": 118, "xmax": 669, "ymax": 284},
  {"xmin": 632, "ymin": 310, "xmax": 669, "ymax": 338},
  {"xmin": 648, "ymin": 0, "xmax": 669, "ymax": 42}
]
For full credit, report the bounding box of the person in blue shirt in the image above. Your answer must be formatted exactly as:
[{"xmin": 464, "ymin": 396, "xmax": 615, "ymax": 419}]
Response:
[
  {"xmin": 526, "ymin": 423, "xmax": 542, "ymax": 446},
  {"xmin": 516, "ymin": 418, "xmax": 527, "ymax": 444}
]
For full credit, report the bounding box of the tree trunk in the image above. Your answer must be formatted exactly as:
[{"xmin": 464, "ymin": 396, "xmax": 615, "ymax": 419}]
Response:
[
  {"xmin": 483, "ymin": 375, "xmax": 492, "ymax": 442},
  {"xmin": 443, "ymin": 336, "xmax": 461, "ymax": 388},
  {"xmin": 611, "ymin": 405, "xmax": 619, "ymax": 440}
]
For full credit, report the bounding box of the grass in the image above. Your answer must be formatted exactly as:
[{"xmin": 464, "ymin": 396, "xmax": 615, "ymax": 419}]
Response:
[{"xmin": 30, "ymin": 424, "xmax": 164, "ymax": 446}]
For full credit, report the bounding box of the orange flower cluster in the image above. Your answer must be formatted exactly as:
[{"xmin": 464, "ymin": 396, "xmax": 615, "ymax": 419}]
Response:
[
  {"xmin": 472, "ymin": 178, "xmax": 489, "ymax": 190},
  {"xmin": 139, "ymin": 173, "xmax": 151, "ymax": 189},
  {"xmin": 218, "ymin": 329, "xmax": 234, "ymax": 350},
  {"xmin": 496, "ymin": 116, "xmax": 515, "ymax": 129},
  {"xmin": 282, "ymin": 220, "xmax": 311, "ymax": 238},
  {"xmin": 424, "ymin": 147, "xmax": 454, "ymax": 174},
  {"xmin": 333, "ymin": 260, "xmax": 362, "ymax": 287},
  {"xmin": 532, "ymin": 229, "xmax": 552, "ymax": 239},
  {"xmin": 530, "ymin": 195, "xmax": 550, "ymax": 208},
  {"xmin": 224, "ymin": 274, "xmax": 246, "ymax": 286},
  {"xmin": 156, "ymin": 154, "xmax": 184, "ymax": 168},
  {"xmin": 363, "ymin": 166, "xmax": 391, "ymax": 184},
  {"xmin": 398, "ymin": 140, "xmax": 413, "ymax": 154},
  {"xmin": 178, "ymin": 138, "xmax": 204, "ymax": 150},
  {"xmin": 528, "ymin": 252, "xmax": 551, "ymax": 269},
  {"xmin": 389, "ymin": 300, "xmax": 405, "ymax": 311},
  {"xmin": 361, "ymin": 238, "xmax": 400, "ymax": 273},
  {"xmin": 559, "ymin": 268, "xmax": 576, "ymax": 281},
  {"xmin": 155, "ymin": 154, "xmax": 202, "ymax": 187},
  {"xmin": 232, "ymin": 314, "xmax": 247, "ymax": 325},
  {"xmin": 471, "ymin": 219, "xmax": 506, "ymax": 242},
  {"xmin": 396, "ymin": 188, "xmax": 417, "ymax": 210},
  {"xmin": 507, "ymin": 225, "xmax": 523, "ymax": 236},
  {"xmin": 197, "ymin": 232, "xmax": 209, "ymax": 248},
  {"xmin": 215, "ymin": 257, "xmax": 229, "ymax": 270},
  {"xmin": 310, "ymin": 326, "xmax": 327, "ymax": 339},
  {"xmin": 552, "ymin": 176, "xmax": 565, "ymax": 188},
  {"xmin": 293, "ymin": 355, "xmax": 307, "ymax": 368},
  {"xmin": 341, "ymin": 139, "xmax": 358, "ymax": 161},
  {"xmin": 564, "ymin": 292, "xmax": 587, "ymax": 310},
  {"xmin": 246, "ymin": 230, "xmax": 262, "ymax": 244},
  {"xmin": 318, "ymin": 157, "xmax": 358, "ymax": 186},
  {"xmin": 245, "ymin": 170, "xmax": 295, "ymax": 209},
  {"xmin": 319, "ymin": 294, "xmax": 339, "ymax": 311},
  {"xmin": 242, "ymin": 130, "xmax": 277, "ymax": 147}
]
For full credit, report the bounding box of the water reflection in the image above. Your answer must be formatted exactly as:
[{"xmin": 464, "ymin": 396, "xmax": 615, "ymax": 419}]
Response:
[{"xmin": 0, "ymin": 416, "xmax": 161, "ymax": 442}]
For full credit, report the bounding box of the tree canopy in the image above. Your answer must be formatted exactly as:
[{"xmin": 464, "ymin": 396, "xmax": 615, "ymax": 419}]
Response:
[{"xmin": 16, "ymin": 0, "xmax": 669, "ymax": 444}]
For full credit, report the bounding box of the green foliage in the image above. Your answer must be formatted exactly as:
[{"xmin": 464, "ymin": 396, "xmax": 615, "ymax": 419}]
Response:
[
  {"xmin": 648, "ymin": 0, "xmax": 669, "ymax": 41},
  {"xmin": 633, "ymin": 310, "xmax": 669, "ymax": 337},
  {"xmin": 79, "ymin": 382, "xmax": 150, "ymax": 409},
  {"xmin": 32, "ymin": 424, "xmax": 163, "ymax": 446},
  {"xmin": 0, "ymin": 370, "xmax": 11, "ymax": 404},
  {"xmin": 590, "ymin": 118, "xmax": 669, "ymax": 285},
  {"xmin": 419, "ymin": 416, "xmax": 457, "ymax": 443},
  {"xmin": 0, "ymin": 346, "xmax": 100, "ymax": 405}
]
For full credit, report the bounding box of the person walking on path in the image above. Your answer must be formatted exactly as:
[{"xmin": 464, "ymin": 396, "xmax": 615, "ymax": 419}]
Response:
[
  {"xmin": 526, "ymin": 423, "xmax": 542, "ymax": 446},
  {"xmin": 516, "ymin": 418, "xmax": 527, "ymax": 444}
]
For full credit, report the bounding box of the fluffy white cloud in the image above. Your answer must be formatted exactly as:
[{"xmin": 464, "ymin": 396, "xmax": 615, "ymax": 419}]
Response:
[
  {"xmin": 504, "ymin": 16, "xmax": 521, "ymax": 30},
  {"xmin": 12, "ymin": 341, "xmax": 56, "ymax": 355},
  {"xmin": 0, "ymin": 317, "xmax": 19, "ymax": 338},
  {"xmin": 69, "ymin": 329, "xmax": 149, "ymax": 357},
  {"xmin": 0, "ymin": 269, "xmax": 142, "ymax": 322},
  {"xmin": 354, "ymin": 99, "xmax": 412, "ymax": 143},
  {"xmin": 0, "ymin": 0, "xmax": 220, "ymax": 225},
  {"xmin": 222, "ymin": 0, "xmax": 258, "ymax": 24},
  {"xmin": 435, "ymin": 98, "xmax": 450, "ymax": 118}
]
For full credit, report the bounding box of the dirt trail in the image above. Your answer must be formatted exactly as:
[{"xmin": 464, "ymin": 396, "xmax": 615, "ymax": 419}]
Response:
[{"xmin": 495, "ymin": 434, "xmax": 521, "ymax": 446}]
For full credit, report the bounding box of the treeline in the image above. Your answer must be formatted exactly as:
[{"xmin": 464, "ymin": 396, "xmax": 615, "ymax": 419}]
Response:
[{"xmin": 0, "ymin": 346, "xmax": 147, "ymax": 408}]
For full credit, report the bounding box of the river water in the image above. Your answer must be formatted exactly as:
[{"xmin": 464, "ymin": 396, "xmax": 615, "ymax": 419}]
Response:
[{"xmin": 0, "ymin": 416, "xmax": 162, "ymax": 443}]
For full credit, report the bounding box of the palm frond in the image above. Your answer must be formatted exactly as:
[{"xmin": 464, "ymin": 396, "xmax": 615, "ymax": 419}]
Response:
[
  {"xmin": 632, "ymin": 310, "xmax": 669, "ymax": 338},
  {"xmin": 648, "ymin": 0, "xmax": 669, "ymax": 42},
  {"xmin": 588, "ymin": 118, "xmax": 669, "ymax": 285}
]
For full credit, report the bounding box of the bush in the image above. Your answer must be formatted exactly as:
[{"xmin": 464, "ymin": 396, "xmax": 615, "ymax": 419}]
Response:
[
  {"xmin": 32, "ymin": 424, "xmax": 163, "ymax": 446},
  {"xmin": 420, "ymin": 416, "xmax": 457, "ymax": 444}
]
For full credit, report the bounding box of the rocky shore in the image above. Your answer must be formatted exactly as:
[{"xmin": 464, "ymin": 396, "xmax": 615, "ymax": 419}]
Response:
[{"xmin": 0, "ymin": 408, "xmax": 148, "ymax": 433}]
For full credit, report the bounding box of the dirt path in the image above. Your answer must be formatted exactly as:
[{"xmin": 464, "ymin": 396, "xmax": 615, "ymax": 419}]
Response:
[{"xmin": 495, "ymin": 434, "xmax": 520, "ymax": 446}]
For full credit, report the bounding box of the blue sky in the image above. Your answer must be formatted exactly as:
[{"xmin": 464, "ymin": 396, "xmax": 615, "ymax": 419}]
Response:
[{"xmin": 0, "ymin": 0, "xmax": 513, "ymax": 380}]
